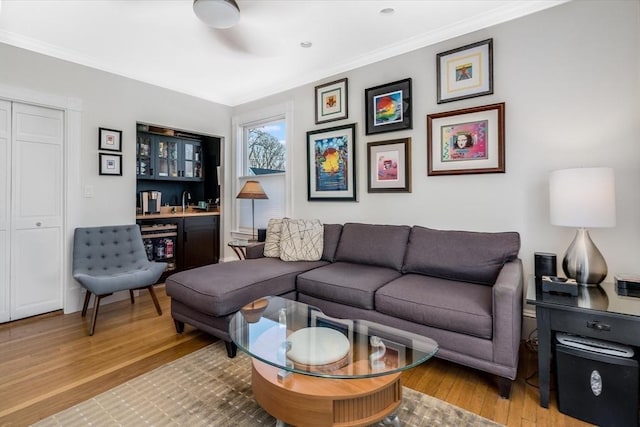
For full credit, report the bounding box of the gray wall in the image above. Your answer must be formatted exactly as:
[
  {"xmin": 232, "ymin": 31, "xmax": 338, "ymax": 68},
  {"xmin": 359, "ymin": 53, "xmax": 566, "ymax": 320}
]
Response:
[
  {"xmin": 1, "ymin": 0, "xmax": 638, "ymax": 317},
  {"xmin": 230, "ymin": 1, "xmax": 640, "ymax": 308},
  {"xmin": 0, "ymin": 43, "xmax": 232, "ymax": 312}
]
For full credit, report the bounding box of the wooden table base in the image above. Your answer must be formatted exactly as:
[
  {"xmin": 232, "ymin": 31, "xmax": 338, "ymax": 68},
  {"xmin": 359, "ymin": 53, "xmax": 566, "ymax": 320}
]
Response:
[{"xmin": 251, "ymin": 359, "xmax": 402, "ymax": 427}]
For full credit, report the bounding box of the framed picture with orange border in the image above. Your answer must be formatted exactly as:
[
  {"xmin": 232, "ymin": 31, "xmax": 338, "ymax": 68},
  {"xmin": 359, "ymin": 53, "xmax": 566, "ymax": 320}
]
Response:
[{"xmin": 315, "ymin": 78, "xmax": 348, "ymax": 124}]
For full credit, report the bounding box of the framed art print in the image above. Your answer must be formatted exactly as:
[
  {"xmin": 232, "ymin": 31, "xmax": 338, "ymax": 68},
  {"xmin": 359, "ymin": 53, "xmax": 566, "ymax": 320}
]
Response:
[
  {"xmin": 307, "ymin": 123, "xmax": 356, "ymax": 201},
  {"xmin": 315, "ymin": 78, "xmax": 348, "ymax": 124},
  {"xmin": 427, "ymin": 103, "xmax": 505, "ymax": 176},
  {"xmin": 367, "ymin": 138, "xmax": 411, "ymax": 193},
  {"xmin": 98, "ymin": 127, "xmax": 122, "ymax": 152},
  {"xmin": 365, "ymin": 78, "xmax": 412, "ymax": 135},
  {"xmin": 436, "ymin": 39, "xmax": 493, "ymax": 104},
  {"xmin": 99, "ymin": 153, "xmax": 122, "ymax": 176}
]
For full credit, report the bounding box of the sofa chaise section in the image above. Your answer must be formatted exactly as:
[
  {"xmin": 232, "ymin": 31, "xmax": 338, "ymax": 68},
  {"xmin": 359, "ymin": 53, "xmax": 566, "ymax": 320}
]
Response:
[{"xmin": 166, "ymin": 256, "xmax": 328, "ymax": 356}]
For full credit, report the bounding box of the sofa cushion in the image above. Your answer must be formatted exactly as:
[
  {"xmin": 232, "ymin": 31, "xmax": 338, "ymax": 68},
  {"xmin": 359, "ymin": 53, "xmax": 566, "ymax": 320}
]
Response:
[
  {"xmin": 376, "ymin": 274, "xmax": 493, "ymax": 339},
  {"xmin": 280, "ymin": 218, "xmax": 324, "ymax": 261},
  {"xmin": 402, "ymin": 226, "xmax": 520, "ymax": 285},
  {"xmin": 297, "ymin": 262, "xmax": 401, "ymax": 310},
  {"xmin": 263, "ymin": 218, "xmax": 285, "ymax": 258},
  {"xmin": 165, "ymin": 257, "xmax": 328, "ymax": 317},
  {"xmin": 322, "ymin": 224, "xmax": 343, "ymax": 262},
  {"xmin": 334, "ymin": 223, "xmax": 411, "ymax": 271}
]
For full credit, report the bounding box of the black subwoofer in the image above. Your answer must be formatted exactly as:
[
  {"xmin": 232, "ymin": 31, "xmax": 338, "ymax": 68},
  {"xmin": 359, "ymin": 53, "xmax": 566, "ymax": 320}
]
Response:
[{"xmin": 534, "ymin": 252, "xmax": 557, "ymax": 278}]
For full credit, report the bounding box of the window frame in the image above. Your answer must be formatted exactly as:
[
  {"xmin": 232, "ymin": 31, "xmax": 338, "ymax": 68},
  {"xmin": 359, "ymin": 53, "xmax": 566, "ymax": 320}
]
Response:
[{"xmin": 231, "ymin": 102, "xmax": 293, "ymax": 237}]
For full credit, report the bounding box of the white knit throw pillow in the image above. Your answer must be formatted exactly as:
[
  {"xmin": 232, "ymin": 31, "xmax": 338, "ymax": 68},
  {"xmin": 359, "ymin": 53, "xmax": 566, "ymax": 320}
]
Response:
[
  {"xmin": 263, "ymin": 218, "xmax": 285, "ymax": 258},
  {"xmin": 279, "ymin": 219, "xmax": 324, "ymax": 262}
]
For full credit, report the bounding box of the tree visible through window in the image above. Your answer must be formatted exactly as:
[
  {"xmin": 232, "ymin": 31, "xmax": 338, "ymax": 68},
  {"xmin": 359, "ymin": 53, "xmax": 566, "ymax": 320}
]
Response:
[{"xmin": 246, "ymin": 120, "xmax": 285, "ymax": 175}]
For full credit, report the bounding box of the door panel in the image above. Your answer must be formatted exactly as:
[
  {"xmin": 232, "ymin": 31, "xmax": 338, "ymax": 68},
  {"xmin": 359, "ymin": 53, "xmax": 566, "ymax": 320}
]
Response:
[
  {"xmin": 10, "ymin": 102, "xmax": 63, "ymax": 320},
  {"xmin": 11, "ymin": 227, "xmax": 62, "ymax": 318},
  {"xmin": 13, "ymin": 140, "xmax": 62, "ymax": 227}
]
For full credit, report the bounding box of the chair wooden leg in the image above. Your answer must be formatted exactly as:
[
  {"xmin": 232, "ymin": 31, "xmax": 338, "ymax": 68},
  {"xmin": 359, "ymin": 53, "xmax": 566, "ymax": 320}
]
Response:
[
  {"xmin": 146, "ymin": 286, "xmax": 162, "ymax": 316},
  {"xmin": 129, "ymin": 289, "xmax": 135, "ymax": 304},
  {"xmin": 81, "ymin": 290, "xmax": 92, "ymax": 317},
  {"xmin": 89, "ymin": 295, "xmax": 103, "ymax": 336}
]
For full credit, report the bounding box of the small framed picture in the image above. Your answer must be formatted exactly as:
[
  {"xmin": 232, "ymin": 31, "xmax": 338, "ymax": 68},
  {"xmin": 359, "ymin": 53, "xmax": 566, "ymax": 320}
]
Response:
[
  {"xmin": 315, "ymin": 78, "xmax": 348, "ymax": 124},
  {"xmin": 365, "ymin": 78, "xmax": 412, "ymax": 135},
  {"xmin": 98, "ymin": 127, "xmax": 122, "ymax": 152},
  {"xmin": 367, "ymin": 138, "xmax": 411, "ymax": 193},
  {"xmin": 99, "ymin": 153, "xmax": 122, "ymax": 176},
  {"xmin": 307, "ymin": 123, "xmax": 357, "ymax": 201},
  {"xmin": 436, "ymin": 39, "xmax": 493, "ymax": 104},
  {"xmin": 427, "ymin": 103, "xmax": 505, "ymax": 176}
]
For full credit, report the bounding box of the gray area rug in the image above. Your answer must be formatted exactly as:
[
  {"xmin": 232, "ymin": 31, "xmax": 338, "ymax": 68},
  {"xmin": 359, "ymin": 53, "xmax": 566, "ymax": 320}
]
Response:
[{"xmin": 35, "ymin": 341, "xmax": 502, "ymax": 426}]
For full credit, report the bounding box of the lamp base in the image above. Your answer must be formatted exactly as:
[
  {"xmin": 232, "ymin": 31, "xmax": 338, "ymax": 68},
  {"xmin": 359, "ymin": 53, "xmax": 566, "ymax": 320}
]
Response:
[{"xmin": 562, "ymin": 228, "xmax": 608, "ymax": 286}]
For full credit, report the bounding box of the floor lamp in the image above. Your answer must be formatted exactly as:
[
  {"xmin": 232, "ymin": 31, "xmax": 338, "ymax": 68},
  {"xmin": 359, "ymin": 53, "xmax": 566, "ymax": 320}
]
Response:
[{"xmin": 236, "ymin": 180, "xmax": 268, "ymax": 241}]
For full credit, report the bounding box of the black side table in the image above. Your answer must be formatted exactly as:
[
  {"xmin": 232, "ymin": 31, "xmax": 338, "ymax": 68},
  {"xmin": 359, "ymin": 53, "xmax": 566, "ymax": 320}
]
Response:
[{"xmin": 526, "ymin": 277, "xmax": 640, "ymax": 408}]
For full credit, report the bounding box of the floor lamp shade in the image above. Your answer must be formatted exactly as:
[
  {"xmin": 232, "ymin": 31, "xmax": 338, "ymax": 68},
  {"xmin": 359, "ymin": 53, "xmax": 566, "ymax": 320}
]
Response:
[
  {"xmin": 549, "ymin": 167, "xmax": 616, "ymax": 285},
  {"xmin": 236, "ymin": 180, "xmax": 268, "ymax": 241}
]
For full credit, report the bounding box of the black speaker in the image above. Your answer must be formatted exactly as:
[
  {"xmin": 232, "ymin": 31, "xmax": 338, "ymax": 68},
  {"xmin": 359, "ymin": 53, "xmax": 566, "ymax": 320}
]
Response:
[
  {"xmin": 257, "ymin": 228, "xmax": 267, "ymax": 242},
  {"xmin": 534, "ymin": 252, "xmax": 557, "ymax": 278}
]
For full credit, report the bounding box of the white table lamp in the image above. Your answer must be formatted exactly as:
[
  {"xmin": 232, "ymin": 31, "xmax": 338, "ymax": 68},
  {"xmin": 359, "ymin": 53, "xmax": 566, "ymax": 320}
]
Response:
[{"xmin": 549, "ymin": 167, "xmax": 616, "ymax": 285}]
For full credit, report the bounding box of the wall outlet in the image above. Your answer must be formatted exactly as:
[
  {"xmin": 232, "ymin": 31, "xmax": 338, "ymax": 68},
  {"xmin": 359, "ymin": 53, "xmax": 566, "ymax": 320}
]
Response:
[{"xmin": 83, "ymin": 185, "xmax": 94, "ymax": 198}]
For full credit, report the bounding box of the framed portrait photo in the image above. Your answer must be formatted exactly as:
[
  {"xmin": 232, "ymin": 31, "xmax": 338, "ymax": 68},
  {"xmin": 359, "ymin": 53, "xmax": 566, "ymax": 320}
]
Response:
[
  {"xmin": 367, "ymin": 138, "xmax": 411, "ymax": 193},
  {"xmin": 427, "ymin": 103, "xmax": 505, "ymax": 176},
  {"xmin": 436, "ymin": 39, "xmax": 493, "ymax": 104},
  {"xmin": 365, "ymin": 78, "xmax": 412, "ymax": 135},
  {"xmin": 98, "ymin": 127, "xmax": 122, "ymax": 152},
  {"xmin": 99, "ymin": 153, "xmax": 123, "ymax": 176},
  {"xmin": 307, "ymin": 123, "xmax": 356, "ymax": 201},
  {"xmin": 315, "ymin": 78, "xmax": 348, "ymax": 124}
]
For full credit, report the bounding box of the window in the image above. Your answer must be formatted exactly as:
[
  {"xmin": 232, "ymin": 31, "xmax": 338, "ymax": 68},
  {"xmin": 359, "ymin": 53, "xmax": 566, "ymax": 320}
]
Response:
[
  {"xmin": 233, "ymin": 103, "xmax": 292, "ymax": 237},
  {"xmin": 245, "ymin": 119, "xmax": 286, "ymax": 176}
]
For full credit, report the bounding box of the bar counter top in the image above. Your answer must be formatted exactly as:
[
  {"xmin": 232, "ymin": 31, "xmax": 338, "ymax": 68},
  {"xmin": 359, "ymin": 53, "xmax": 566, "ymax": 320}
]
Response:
[{"xmin": 136, "ymin": 208, "xmax": 220, "ymax": 220}]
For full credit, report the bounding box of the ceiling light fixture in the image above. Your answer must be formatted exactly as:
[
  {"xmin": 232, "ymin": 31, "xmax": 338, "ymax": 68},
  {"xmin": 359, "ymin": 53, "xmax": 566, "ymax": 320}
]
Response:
[
  {"xmin": 193, "ymin": 0, "xmax": 241, "ymax": 29},
  {"xmin": 300, "ymin": 41, "xmax": 313, "ymax": 48},
  {"xmin": 380, "ymin": 7, "xmax": 395, "ymax": 15}
]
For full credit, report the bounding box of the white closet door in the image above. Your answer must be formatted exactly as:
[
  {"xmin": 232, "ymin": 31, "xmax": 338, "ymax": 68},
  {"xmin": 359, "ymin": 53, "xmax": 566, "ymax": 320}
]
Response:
[
  {"xmin": 10, "ymin": 102, "xmax": 64, "ymax": 320},
  {"xmin": 0, "ymin": 100, "xmax": 10, "ymax": 323}
]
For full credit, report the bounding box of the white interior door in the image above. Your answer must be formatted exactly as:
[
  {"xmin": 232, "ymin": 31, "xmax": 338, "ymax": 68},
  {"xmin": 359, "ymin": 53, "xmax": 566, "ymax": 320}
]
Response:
[
  {"xmin": 0, "ymin": 100, "xmax": 10, "ymax": 323},
  {"xmin": 10, "ymin": 102, "xmax": 64, "ymax": 320}
]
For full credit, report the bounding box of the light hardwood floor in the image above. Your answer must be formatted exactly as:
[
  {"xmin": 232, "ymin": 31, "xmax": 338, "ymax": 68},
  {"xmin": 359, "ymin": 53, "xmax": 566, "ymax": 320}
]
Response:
[{"xmin": 0, "ymin": 286, "xmax": 591, "ymax": 427}]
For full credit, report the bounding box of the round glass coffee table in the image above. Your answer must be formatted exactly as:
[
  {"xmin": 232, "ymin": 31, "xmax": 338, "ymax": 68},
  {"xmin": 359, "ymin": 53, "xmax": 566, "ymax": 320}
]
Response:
[{"xmin": 229, "ymin": 296, "xmax": 438, "ymax": 427}]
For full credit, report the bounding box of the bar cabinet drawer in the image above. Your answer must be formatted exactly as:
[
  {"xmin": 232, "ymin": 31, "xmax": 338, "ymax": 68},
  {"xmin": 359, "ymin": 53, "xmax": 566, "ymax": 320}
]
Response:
[{"xmin": 550, "ymin": 310, "xmax": 640, "ymax": 346}]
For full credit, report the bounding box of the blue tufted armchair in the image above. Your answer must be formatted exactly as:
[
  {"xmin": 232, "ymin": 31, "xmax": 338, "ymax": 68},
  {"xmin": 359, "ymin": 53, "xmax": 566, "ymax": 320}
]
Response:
[{"xmin": 73, "ymin": 225, "xmax": 167, "ymax": 335}]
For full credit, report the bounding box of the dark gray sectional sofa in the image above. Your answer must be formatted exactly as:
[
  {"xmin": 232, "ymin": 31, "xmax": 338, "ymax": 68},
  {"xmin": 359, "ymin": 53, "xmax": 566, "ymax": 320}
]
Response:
[{"xmin": 165, "ymin": 222, "xmax": 523, "ymax": 397}]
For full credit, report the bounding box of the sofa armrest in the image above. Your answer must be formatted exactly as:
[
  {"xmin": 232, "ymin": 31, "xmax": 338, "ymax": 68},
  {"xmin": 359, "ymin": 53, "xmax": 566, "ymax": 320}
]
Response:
[
  {"xmin": 492, "ymin": 258, "xmax": 523, "ymax": 378},
  {"xmin": 246, "ymin": 242, "xmax": 265, "ymax": 259}
]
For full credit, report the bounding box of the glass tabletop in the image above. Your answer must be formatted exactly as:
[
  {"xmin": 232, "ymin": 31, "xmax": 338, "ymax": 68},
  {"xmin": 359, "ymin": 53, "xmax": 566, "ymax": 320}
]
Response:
[
  {"xmin": 229, "ymin": 296, "xmax": 439, "ymax": 379},
  {"xmin": 526, "ymin": 276, "xmax": 640, "ymax": 318}
]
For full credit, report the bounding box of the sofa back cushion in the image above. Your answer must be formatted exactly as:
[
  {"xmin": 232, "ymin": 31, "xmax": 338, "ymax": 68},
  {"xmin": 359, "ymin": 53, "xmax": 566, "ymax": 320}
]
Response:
[
  {"xmin": 322, "ymin": 224, "xmax": 343, "ymax": 262},
  {"xmin": 335, "ymin": 223, "xmax": 411, "ymax": 271},
  {"xmin": 279, "ymin": 218, "xmax": 324, "ymax": 261},
  {"xmin": 403, "ymin": 226, "xmax": 520, "ymax": 285}
]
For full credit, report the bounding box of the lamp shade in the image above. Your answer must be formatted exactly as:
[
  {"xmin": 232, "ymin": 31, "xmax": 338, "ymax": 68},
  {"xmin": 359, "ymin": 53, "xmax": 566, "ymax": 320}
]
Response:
[
  {"xmin": 236, "ymin": 180, "xmax": 268, "ymax": 200},
  {"xmin": 193, "ymin": 0, "xmax": 240, "ymax": 29},
  {"xmin": 549, "ymin": 167, "xmax": 616, "ymax": 228}
]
